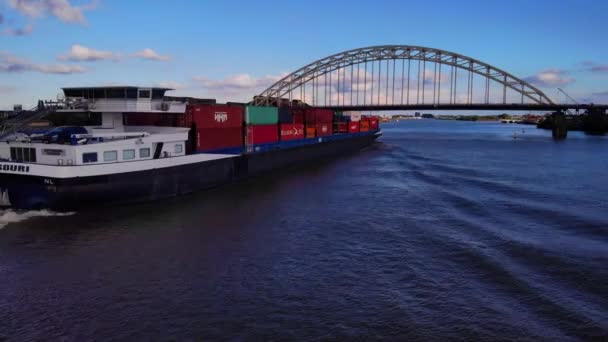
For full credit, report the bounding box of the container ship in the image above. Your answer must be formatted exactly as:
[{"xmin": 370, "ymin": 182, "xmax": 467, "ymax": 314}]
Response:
[{"xmin": 0, "ymin": 86, "xmax": 381, "ymax": 210}]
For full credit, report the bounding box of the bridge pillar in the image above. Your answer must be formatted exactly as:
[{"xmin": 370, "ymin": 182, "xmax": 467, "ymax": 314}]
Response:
[{"xmin": 551, "ymin": 111, "xmax": 568, "ymax": 140}]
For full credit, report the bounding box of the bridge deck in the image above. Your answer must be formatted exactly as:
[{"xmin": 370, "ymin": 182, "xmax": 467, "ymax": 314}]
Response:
[{"xmin": 322, "ymin": 104, "xmax": 608, "ymax": 112}]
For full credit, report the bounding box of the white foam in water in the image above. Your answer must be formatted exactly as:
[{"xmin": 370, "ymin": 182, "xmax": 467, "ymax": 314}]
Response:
[{"xmin": 0, "ymin": 209, "xmax": 75, "ymax": 230}]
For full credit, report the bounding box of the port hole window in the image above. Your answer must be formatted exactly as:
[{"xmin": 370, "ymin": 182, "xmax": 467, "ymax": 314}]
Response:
[
  {"xmin": 103, "ymin": 151, "xmax": 118, "ymax": 162},
  {"xmin": 138, "ymin": 89, "xmax": 151, "ymax": 99},
  {"xmin": 139, "ymin": 148, "xmax": 151, "ymax": 158},
  {"xmin": 83, "ymin": 152, "xmax": 98, "ymax": 163},
  {"xmin": 123, "ymin": 149, "xmax": 135, "ymax": 160},
  {"xmin": 174, "ymin": 144, "xmax": 183, "ymax": 154}
]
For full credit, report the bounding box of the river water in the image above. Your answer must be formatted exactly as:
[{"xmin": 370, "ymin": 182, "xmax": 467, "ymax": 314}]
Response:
[{"xmin": 1, "ymin": 120, "xmax": 607, "ymax": 340}]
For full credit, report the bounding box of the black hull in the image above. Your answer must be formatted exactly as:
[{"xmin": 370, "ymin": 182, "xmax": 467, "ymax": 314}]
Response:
[{"xmin": 1, "ymin": 133, "xmax": 379, "ymax": 210}]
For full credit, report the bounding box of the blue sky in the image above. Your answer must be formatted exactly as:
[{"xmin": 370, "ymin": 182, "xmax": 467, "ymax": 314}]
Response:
[{"xmin": 1, "ymin": 0, "xmax": 607, "ymax": 109}]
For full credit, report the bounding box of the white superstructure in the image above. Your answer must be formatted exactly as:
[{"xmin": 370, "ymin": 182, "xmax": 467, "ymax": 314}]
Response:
[{"xmin": 0, "ymin": 86, "xmax": 209, "ymax": 169}]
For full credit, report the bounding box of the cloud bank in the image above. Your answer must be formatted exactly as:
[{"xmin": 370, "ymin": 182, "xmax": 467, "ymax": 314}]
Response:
[
  {"xmin": 0, "ymin": 52, "xmax": 85, "ymax": 74},
  {"xmin": 134, "ymin": 48, "xmax": 170, "ymax": 61},
  {"xmin": 7, "ymin": 0, "xmax": 98, "ymax": 24},
  {"xmin": 58, "ymin": 44, "xmax": 120, "ymax": 62},
  {"xmin": 524, "ymin": 69, "xmax": 574, "ymax": 87}
]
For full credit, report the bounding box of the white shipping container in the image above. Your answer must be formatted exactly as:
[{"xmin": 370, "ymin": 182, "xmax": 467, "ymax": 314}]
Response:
[{"xmin": 343, "ymin": 111, "xmax": 362, "ymax": 122}]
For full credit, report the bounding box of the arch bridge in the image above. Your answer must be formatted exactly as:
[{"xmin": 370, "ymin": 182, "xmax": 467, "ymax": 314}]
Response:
[{"xmin": 252, "ymin": 45, "xmax": 606, "ymax": 112}]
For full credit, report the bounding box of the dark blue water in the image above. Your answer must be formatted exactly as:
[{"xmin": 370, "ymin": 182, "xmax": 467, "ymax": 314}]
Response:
[{"xmin": 1, "ymin": 120, "xmax": 607, "ymax": 340}]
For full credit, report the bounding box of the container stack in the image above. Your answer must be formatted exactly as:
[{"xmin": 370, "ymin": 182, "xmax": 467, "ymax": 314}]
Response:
[
  {"xmin": 316, "ymin": 108, "xmax": 333, "ymax": 137},
  {"xmin": 188, "ymin": 104, "xmax": 244, "ymax": 152},
  {"xmin": 343, "ymin": 111, "xmax": 362, "ymax": 122},
  {"xmin": 359, "ymin": 117, "xmax": 371, "ymax": 132},
  {"xmin": 302, "ymin": 108, "xmax": 333, "ymax": 138},
  {"xmin": 245, "ymin": 106, "xmax": 279, "ymax": 145},
  {"xmin": 368, "ymin": 116, "xmax": 379, "ymax": 131},
  {"xmin": 278, "ymin": 107, "xmax": 304, "ymax": 141},
  {"xmin": 333, "ymin": 111, "xmax": 348, "ymax": 133}
]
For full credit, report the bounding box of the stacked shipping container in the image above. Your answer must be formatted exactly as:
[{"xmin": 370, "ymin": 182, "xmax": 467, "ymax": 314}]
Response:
[
  {"xmin": 279, "ymin": 106, "xmax": 304, "ymax": 140},
  {"xmin": 245, "ymin": 106, "xmax": 279, "ymax": 145},
  {"xmin": 188, "ymin": 104, "xmax": 244, "ymax": 151},
  {"xmin": 128, "ymin": 104, "xmax": 380, "ymax": 154}
]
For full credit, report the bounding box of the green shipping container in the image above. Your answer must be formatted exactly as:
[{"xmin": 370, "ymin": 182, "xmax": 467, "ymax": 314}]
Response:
[{"xmin": 245, "ymin": 106, "xmax": 279, "ymax": 125}]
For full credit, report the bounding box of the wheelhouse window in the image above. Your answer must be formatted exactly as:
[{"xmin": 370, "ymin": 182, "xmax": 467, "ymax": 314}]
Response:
[
  {"xmin": 10, "ymin": 147, "xmax": 37, "ymax": 162},
  {"xmin": 138, "ymin": 89, "xmax": 151, "ymax": 99},
  {"xmin": 103, "ymin": 151, "xmax": 118, "ymax": 162},
  {"xmin": 174, "ymin": 144, "xmax": 183, "ymax": 154},
  {"xmin": 63, "ymin": 89, "xmax": 84, "ymax": 98},
  {"xmin": 126, "ymin": 88, "xmax": 138, "ymax": 99},
  {"xmin": 139, "ymin": 148, "xmax": 151, "ymax": 158},
  {"xmin": 106, "ymin": 88, "xmax": 125, "ymax": 99},
  {"xmin": 123, "ymin": 149, "xmax": 135, "ymax": 160},
  {"xmin": 93, "ymin": 88, "xmax": 105, "ymax": 99},
  {"xmin": 83, "ymin": 152, "xmax": 98, "ymax": 163}
]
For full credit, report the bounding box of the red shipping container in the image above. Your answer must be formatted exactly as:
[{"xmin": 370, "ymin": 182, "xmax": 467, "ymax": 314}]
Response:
[
  {"xmin": 197, "ymin": 127, "xmax": 243, "ymax": 151},
  {"xmin": 188, "ymin": 104, "xmax": 243, "ymax": 129},
  {"xmin": 334, "ymin": 122, "xmax": 348, "ymax": 133},
  {"xmin": 369, "ymin": 117, "xmax": 379, "ymax": 130},
  {"xmin": 348, "ymin": 121, "xmax": 360, "ymax": 133},
  {"xmin": 246, "ymin": 124, "xmax": 279, "ymax": 145},
  {"xmin": 305, "ymin": 108, "xmax": 333, "ymax": 124},
  {"xmin": 304, "ymin": 109, "xmax": 316, "ymax": 124},
  {"xmin": 315, "ymin": 123, "xmax": 332, "ymax": 136},
  {"xmin": 317, "ymin": 109, "xmax": 334, "ymax": 123},
  {"xmin": 280, "ymin": 123, "xmax": 304, "ymax": 141},
  {"xmin": 293, "ymin": 110, "xmax": 304, "ymax": 124}
]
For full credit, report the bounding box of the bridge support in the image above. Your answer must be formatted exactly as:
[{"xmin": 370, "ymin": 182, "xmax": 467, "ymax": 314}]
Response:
[{"xmin": 551, "ymin": 111, "xmax": 568, "ymax": 140}]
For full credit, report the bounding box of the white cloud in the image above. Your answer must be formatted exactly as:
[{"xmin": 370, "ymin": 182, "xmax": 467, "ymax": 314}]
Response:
[
  {"xmin": 583, "ymin": 62, "xmax": 608, "ymax": 73},
  {"xmin": 58, "ymin": 44, "xmax": 120, "ymax": 62},
  {"xmin": 191, "ymin": 73, "xmax": 286, "ymax": 101},
  {"xmin": 2, "ymin": 23, "xmax": 34, "ymax": 36},
  {"xmin": 155, "ymin": 81, "xmax": 187, "ymax": 90},
  {"xmin": 524, "ymin": 69, "xmax": 574, "ymax": 87},
  {"xmin": 7, "ymin": 0, "xmax": 98, "ymax": 24},
  {"xmin": 134, "ymin": 48, "xmax": 170, "ymax": 61},
  {"xmin": 0, "ymin": 52, "xmax": 86, "ymax": 74},
  {"xmin": 193, "ymin": 73, "xmax": 285, "ymax": 90}
]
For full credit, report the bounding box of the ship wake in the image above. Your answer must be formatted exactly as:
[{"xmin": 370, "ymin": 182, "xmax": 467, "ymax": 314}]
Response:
[{"xmin": 0, "ymin": 209, "xmax": 75, "ymax": 230}]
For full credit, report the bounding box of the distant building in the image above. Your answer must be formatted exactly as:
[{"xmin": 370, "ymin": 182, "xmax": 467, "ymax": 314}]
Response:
[
  {"xmin": 414, "ymin": 112, "xmax": 421, "ymax": 117},
  {"xmin": 421, "ymin": 113, "xmax": 434, "ymax": 119}
]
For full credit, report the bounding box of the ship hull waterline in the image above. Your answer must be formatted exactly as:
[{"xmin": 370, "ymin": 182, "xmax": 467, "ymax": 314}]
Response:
[{"xmin": 0, "ymin": 132, "xmax": 380, "ymax": 211}]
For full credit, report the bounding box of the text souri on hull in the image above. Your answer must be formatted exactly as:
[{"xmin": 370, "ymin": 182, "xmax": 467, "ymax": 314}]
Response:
[{"xmin": 0, "ymin": 86, "xmax": 381, "ymax": 210}]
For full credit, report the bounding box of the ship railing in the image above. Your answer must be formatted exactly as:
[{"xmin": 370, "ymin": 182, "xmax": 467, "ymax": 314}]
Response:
[{"xmin": 71, "ymin": 132, "xmax": 150, "ymax": 145}]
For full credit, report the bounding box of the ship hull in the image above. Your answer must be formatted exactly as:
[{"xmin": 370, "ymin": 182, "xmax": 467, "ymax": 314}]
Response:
[{"xmin": 0, "ymin": 132, "xmax": 379, "ymax": 211}]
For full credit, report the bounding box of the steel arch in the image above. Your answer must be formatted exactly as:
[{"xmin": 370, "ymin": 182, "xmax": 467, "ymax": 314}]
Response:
[{"xmin": 252, "ymin": 45, "xmax": 553, "ymax": 106}]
